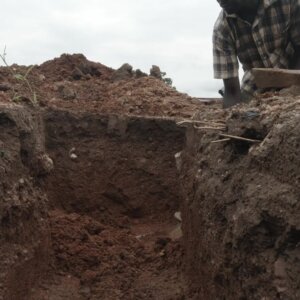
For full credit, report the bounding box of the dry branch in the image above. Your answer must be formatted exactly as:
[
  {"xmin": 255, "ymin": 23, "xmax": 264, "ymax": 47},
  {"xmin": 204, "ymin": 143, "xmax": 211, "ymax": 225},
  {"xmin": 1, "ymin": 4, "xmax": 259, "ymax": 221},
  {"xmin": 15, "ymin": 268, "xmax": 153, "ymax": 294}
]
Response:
[
  {"xmin": 211, "ymin": 138, "xmax": 231, "ymax": 143},
  {"xmin": 219, "ymin": 133, "xmax": 262, "ymax": 143},
  {"xmin": 177, "ymin": 120, "xmax": 226, "ymax": 128},
  {"xmin": 194, "ymin": 125, "xmax": 226, "ymax": 131}
]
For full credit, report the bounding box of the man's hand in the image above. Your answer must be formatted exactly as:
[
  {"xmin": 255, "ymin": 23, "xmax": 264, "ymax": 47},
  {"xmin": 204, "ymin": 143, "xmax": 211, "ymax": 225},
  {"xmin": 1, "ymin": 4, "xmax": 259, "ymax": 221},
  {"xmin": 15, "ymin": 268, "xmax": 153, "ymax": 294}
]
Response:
[{"xmin": 223, "ymin": 77, "xmax": 241, "ymax": 108}]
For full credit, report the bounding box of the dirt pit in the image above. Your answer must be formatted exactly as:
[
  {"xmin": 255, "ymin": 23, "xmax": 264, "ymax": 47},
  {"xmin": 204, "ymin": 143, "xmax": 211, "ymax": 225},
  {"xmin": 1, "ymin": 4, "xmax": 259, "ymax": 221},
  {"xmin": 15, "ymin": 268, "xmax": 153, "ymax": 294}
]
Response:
[
  {"xmin": 1, "ymin": 106, "xmax": 194, "ymax": 300},
  {"xmin": 0, "ymin": 54, "xmax": 215, "ymax": 300},
  {"xmin": 32, "ymin": 111, "xmax": 188, "ymax": 300},
  {"xmin": 4, "ymin": 53, "xmax": 300, "ymax": 300}
]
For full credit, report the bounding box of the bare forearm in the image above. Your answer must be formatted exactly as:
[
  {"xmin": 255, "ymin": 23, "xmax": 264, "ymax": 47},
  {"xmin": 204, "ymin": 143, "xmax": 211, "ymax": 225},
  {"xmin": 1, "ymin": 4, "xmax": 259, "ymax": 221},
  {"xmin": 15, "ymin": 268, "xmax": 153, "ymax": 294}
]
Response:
[
  {"xmin": 291, "ymin": 47, "xmax": 300, "ymax": 69},
  {"xmin": 294, "ymin": 56, "xmax": 300, "ymax": 70},
  {"xmin": 223, "ymin": 77, "xmax": 241, "ymax": 108}
]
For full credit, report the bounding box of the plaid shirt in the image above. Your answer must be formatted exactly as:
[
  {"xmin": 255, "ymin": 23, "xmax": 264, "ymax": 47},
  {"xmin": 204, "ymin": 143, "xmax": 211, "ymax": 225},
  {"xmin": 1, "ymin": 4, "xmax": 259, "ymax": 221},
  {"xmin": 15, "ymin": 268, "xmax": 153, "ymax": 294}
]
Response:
[{"xmin": 213, "ymin": 0, "xmax": 300, "ymax": 94}]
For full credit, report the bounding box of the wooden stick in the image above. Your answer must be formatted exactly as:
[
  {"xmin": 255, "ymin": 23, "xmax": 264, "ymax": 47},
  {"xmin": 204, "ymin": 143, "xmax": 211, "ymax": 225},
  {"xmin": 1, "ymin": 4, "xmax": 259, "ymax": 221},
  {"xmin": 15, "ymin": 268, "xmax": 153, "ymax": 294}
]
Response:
[
  {"xmin": 219, "ymin": 133, "xmax": 262, "ymax": 143},
  {"xmin": 194, "ymin": 125, "xmax": 226, "ymax": 131},
  {"xmin": 253, "ymin": 68, "xmax": 300, "ymax": 89},
  {"xmin": 177, "ymin": 120, "xmax": 225, "ymax": 127},
  {"xmin": 211, "ymin": 138, "xmax": 230, "ymax": 143}
]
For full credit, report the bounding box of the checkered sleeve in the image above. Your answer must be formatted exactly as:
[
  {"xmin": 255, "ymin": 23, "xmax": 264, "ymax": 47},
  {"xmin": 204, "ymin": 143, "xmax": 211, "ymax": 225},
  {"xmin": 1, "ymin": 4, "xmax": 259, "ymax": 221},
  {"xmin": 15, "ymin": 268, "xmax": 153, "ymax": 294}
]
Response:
[
  {"xmin": 290, "ymin": 0, "xmax": 300, "ymax": 46},
  {"xmin": 213, "ymin": 14, "xmax": 239, "ymax": 79}
]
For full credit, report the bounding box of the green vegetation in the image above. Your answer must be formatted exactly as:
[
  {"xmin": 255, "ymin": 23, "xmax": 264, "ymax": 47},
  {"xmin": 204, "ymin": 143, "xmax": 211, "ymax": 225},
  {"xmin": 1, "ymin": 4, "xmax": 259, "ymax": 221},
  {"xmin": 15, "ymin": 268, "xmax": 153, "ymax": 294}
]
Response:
[
  {"xmin": 160, "ymin": 71, "xmax": 174, "ymax": 88},
  {"xmin": 0, "ymin": 46, "xmax": 37, "ymax": 105}
]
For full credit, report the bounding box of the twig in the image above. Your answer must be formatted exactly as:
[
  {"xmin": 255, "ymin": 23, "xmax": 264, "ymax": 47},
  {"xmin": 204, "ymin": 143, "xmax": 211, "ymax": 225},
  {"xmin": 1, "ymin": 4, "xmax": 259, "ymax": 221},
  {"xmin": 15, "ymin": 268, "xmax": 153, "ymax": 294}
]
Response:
[
  {"xmin": 177, "ymin": 120, "xmax": 226, "ymax": 127},
  {"xmin": 219, "ymin": 133, "xmax": 262, "ymax": 143},
  {"xmin": 194, "ymin": 125, "xmax": 226, "ymax": 131},
  {"xmin": 211, "ymin": 138, "xmax": 230, "ymax": 143}
]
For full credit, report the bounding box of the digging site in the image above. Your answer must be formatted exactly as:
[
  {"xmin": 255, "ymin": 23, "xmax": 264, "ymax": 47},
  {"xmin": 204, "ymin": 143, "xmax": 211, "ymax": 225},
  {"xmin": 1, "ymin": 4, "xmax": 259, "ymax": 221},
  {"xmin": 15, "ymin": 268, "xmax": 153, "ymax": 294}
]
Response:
[{"xmin": 0, "ymin": 54, "xmax": 299, "ymax": 300}]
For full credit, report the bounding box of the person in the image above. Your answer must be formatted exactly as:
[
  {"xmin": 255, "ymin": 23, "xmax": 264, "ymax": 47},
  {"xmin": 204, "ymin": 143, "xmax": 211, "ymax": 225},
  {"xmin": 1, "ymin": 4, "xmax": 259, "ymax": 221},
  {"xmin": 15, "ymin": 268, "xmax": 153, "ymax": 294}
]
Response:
[{"xmin": 213, "ymin": 0, "xmax": 300, "ymax": 108}]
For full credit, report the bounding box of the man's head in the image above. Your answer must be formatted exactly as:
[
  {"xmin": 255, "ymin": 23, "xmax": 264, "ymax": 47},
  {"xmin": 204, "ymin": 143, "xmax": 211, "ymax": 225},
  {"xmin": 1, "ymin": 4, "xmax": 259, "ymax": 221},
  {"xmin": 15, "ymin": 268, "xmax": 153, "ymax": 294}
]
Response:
[{"xmin": 217, "ymin": 0, "xmax": 259, "ymax": 15}]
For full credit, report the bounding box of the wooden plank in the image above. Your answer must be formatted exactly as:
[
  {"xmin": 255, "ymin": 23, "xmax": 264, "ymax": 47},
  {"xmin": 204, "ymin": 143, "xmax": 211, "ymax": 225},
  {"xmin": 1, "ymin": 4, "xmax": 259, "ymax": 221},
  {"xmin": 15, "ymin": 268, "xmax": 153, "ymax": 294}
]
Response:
[{"xmin": 253, "ymin": 68, "xmax": 300, "ymax": 89}]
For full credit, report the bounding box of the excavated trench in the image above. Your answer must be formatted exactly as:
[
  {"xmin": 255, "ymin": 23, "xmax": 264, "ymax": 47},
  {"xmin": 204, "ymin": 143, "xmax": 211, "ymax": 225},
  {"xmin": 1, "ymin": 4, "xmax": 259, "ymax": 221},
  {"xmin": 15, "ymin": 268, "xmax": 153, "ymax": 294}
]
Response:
[
  {"xmin": 0, "ymin": 105, "xmax": 190, "ymax": 300},
  {"xmin": 2, "ymin": 94, "xmax": 299, "ymax": 300}
]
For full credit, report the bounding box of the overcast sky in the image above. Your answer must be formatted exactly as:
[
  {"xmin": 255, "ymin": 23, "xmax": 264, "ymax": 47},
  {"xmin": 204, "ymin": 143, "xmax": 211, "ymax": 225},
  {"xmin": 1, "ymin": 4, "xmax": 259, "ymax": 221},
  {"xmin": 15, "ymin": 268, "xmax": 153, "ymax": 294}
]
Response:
[{"xmin": 0, "ymin": 0, "xmax": 222, "ymax": 97}]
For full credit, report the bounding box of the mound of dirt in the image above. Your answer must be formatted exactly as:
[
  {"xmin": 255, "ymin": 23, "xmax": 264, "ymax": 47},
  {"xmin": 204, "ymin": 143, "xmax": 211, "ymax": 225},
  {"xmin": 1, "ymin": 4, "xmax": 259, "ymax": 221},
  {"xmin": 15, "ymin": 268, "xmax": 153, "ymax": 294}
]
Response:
[{"xmin": 0, "ymin": 53, "xmax": 215, "ymax": 118}]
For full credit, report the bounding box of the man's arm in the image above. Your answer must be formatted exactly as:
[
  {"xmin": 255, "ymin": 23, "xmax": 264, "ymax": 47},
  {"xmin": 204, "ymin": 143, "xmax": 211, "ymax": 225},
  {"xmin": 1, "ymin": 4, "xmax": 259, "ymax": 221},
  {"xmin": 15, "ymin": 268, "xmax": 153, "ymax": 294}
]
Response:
[
  {"xmin": 290, "ymin": 0, "xmax": 300, "ymax": 68},
  {"xmin": 213, "ymin": 13, "xmax": 240, "ymax": 108},
  {"xmin": 223, "ymin": 77, "xmax": 241, "ymax": 108},
  {"xmin": 291, "ymin": 46, "xmax": 300, "ymax": 69}
]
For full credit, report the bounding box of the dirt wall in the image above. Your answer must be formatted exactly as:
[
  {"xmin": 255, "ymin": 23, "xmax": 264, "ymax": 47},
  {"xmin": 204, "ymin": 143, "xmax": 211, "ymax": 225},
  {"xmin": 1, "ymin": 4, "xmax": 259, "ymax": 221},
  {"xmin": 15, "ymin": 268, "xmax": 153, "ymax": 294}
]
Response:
[
  {"xmin": 0, "ymin": 104, "xmax": 50, "ymax": 300},
  {"xmin": 2, "ymin": 54, "xmax": 299, "ymax": 300},
  {"xmin": 0, "ymin": 104, "xmax": 188, "ymax": 300},
  {"xmin": 180, "ymin": 96, "xmax": 300, "ymax": 300},
  {"xmin": 28, "ymin": 108, "xmax": 188, "ymax": 299},
  {"xmin": 43, "ymin": 109, "xmax": 185, "ymax": 220}
]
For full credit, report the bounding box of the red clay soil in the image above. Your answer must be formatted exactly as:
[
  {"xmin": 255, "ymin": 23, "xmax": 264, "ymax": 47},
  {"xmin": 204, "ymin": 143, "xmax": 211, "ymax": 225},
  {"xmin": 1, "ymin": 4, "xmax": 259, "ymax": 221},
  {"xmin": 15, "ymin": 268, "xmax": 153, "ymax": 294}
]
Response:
[
  {"xmin": 30, "ymin": 210, "xmax": 185, "ymax": 300},
  {"xmin": 0, "ymin": 54, "xmax": 215, "ymax": 300},
  {"xmin": 0, "ymin": 53, "xmax": 217, "ymax": 117},
  {"xmin": 32, "ymin": 108, "xmax": 190, "ymax": 299},
  {"xmin": 1, "ymin": 53, "xmax": 300, "ymax": 300}
]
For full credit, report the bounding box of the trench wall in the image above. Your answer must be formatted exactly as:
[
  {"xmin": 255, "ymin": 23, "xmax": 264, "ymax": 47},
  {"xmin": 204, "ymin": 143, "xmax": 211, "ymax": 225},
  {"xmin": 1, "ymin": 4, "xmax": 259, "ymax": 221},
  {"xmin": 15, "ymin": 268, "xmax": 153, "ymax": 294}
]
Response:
[
  {"xmin": 0, "ymin": 105, "xmax": 50, "ymax": 300},
  {"xmin": 180, "ymin": 108, "xmax": 300, "ymax": 300},
  {"xmin": 43, "ymin": 109, "xmax": 185, "ymax": 221},
  {"xmin": 0, "ymin": 104, "xmax": 186, "ymax": 300}
]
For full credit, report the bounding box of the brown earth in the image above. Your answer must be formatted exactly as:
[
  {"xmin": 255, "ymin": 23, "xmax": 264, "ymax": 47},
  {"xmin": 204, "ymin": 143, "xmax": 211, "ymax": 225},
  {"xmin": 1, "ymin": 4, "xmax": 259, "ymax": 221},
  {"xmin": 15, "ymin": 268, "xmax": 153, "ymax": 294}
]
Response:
[
  {"xmin": 0, "ymin": 53, "xmax": 211, "ymax": 118},
  {"xmin": 0, "ymin": 54, "xmax": 211, "ymax": 300},
  {"xmin": 0, "ymin": 54, "xmax": 299, "ymax": 300},
  {"xmin": 180, "ymin": 94, "xmax": 300, "ymax": 299}
]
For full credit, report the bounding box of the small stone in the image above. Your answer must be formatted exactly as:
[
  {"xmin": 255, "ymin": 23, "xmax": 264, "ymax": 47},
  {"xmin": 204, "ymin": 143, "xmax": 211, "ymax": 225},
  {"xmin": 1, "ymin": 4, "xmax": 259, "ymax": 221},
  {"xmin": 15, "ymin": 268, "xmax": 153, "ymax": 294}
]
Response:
[
  {"xmin": 61, "ymin": 86, "xmax": 76, "ymax": 100},
  {"xmin": 72, "ymin": 67, "xmax": 84, "ymax": 80},
  {"xmin": 55, "ymin": 82, "xmax": 76, "ymax": 100},
  {"xmin": 150, "ymin": 65, "xmax": 162, "ymax": 79},
  {"xmin": 135, "ymin": 69, "xmax": 147, "ymax": 78},
  {"xmin": 112, "ymin": 63, "xmax": 133, "ymax": 82},
  {"xmin": 174, "ymin": 211, "xmax": 182, "ymax": 222},
  {"xmin": 70, "ymin": 153, "xmax": 78, "ymax": 160},
  {"xmin": 37, "ymin": 154, "xmax": 54, "ymax": 175},
  {"xmin": 0, "ymin": 83, "xmax": 12, "ymax": 91},
  {"xmin": 39, "ymin": 74, "xmax": 46, "ymax": 81}
]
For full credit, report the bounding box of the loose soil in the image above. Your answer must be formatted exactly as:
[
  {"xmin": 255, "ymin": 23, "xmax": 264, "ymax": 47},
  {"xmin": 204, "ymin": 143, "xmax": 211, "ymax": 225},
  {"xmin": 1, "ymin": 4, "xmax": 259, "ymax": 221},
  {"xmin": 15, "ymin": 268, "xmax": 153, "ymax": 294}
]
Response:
[
  {"xmin": 0, "ymin": 54, "xmax": 299, "ymax": 300},
  {"xmin": 0, "ymin": 54, "xmax": 212, "ymax": 300},
  {"xmin": 181, "ymin": 94, "xmax": 300, "ymax": 299}
]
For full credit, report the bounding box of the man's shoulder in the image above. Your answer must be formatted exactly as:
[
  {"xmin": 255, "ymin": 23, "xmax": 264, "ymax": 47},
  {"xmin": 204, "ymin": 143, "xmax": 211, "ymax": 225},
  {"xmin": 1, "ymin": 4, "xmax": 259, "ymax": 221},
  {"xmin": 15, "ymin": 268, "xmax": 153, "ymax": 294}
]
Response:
[
  {"xmin": 213, "ymin": 10, "xmax": 227, "ymax": 32},
  {"xmin": 213, "ymin": 10, "xmax": 234, "ymax": 40}
]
